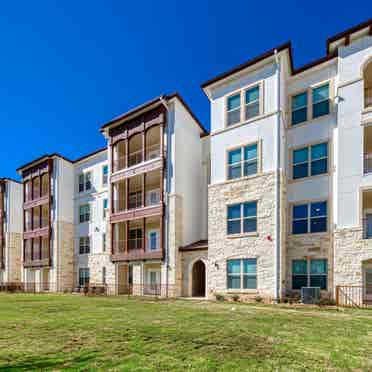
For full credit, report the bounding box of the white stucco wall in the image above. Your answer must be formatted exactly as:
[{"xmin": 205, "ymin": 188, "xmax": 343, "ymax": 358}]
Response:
[{"xmin": 336, "ymin": 36, "xmax": 372, "ymax": 228}]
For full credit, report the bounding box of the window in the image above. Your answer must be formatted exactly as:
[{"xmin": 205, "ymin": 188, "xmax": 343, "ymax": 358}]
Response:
[
  {"xmin": 103, "ymin": 199, "xmax": 108, "ymax": 219},
  {"xmin": 147, "ymin": 189, "xmax": 160, "ymax": 206},
  {"xmin": 226, "ymin": 84, "xmax": 262, "ymax": 126},
  {"xmin": 79, "ymin": 172, "xmax": 92, "ymax": 193},
  {"xmin": 292, "ymin": 143, "xmax": 328, "ymax": 179},
  {"xmin": 245, "ymin": 86, "xmax": 260, "ymax": 120},
  {"xmin": 102, "ymin": 233, "xmax": 106, "ymax": 252},
  {"xmin": 102, "ymin": 165, "xmax": 108, "ymax": 185},
  {"xmin": 102, "ymin": 267, "xmax": 106, "ymax": 284},
  {"xmin": 312, "ymin": 83, "xmax": 330, "ymax": 119},
  {"xmin": 79, "ymin": 236, "xmax": 90, "ymax": 254},
  {"xmin": 292, "ymin": 259, "xmax": 327, "ymax": 290},
  {"xmin": 79, "ymin": 268, "xmax": 90, "ymax": 287},
  {"xmin": 291, "ymin": 92, "xmax": 308, "ymax": 125},
  {"xmin": 226, "ymin": 94, "xmax": 241, "ymax": 126},
  {"xmin": 292, "ymin": 201, "xmax": 327, "ymax": 234},
  {"xmin": 79, "ymin": 204, "xmax": 90, "ymax": 223},
  {"xmin": 148, "ymin": 231, "xmax": 159, "ymax": 251},
  {"xmin": 227, "ymin": 259, "xmax": 257, "ymax": 290},
  {"xmin": 290, "ymin": 82, "xmax": 330, "ymax": 126},
  {"xmin": 227, "ymin": 143, "xmax": 258, "ymax": 180},
  {"xmin": 227, "ymin": 201, "xmax": 257, "ymax": 235}
]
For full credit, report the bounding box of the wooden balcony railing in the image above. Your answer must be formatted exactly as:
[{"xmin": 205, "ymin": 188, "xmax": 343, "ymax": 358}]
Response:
[
  {"xmin": 113, "ymin": 144, "xmax": 161, "ymax": 172},
  {"xmin": 111, "ymin": 237, "xmax": 162, "ymax": 261}
]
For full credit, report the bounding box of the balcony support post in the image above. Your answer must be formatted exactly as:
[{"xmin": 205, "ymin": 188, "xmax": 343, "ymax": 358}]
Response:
[
  {"xmin": 142, "ymin": 218, "xmax": 146, "ymax": 253},
  {"xmin": 142, "ymin": 173, "xmax": 146, "ymax": 208},
  {"xmin": 142, "ymin": 130, "xmax": 146, "ymax": 163},
  {"xmin": 125, "ymin": 179, "xmax": 129, "ymax": 211},
  {"xmin": 125, "ymin": 221, "xmax": 129, "ymax": 253},
  {"xmin": 125, "ymin": 139, "xmax": 129, "ymax": 169}
]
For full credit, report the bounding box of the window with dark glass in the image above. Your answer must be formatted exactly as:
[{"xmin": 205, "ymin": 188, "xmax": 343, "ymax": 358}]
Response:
[
  {"xmin": 245, "ymin": 86, "xmax": 260, "ymax": 120},
  {"xmin": 292, "ymin": 143, "xmax": 328, "ymax": 180},
  {"xmin": 292, "ymin": 259, "xmax": 327, "ymax": 290},
  {"xmin": 227, "ymin": 201, "xmax": 257, "ymax": 235},
  {"xmin": 79, "ymin": 204, "xmax": 90, "ymax": 223},
  {"xmin": 79, "ymin": 236, "xmax": 90, "ymax": 254},
  {"xmin": 226, "ymin": 94, "xmax": 241, "ymax": 126},
  {"xmin": 227, "ymin": 259, "xmax": 257, "ymax": 290},
  {"xmin": 79, "ymin": 172, "xmax": 92, "ymax": 193},
  {"xmin": 227, "ymin": 143, "xmax": 258, "ymax": 180},
  {"xmin": 103, "ymin": 199, "xmax": 108, "ymax": 219},
  {"xmin": 79, "ymin": 268, "xmax": 90, "ymax": 287},
  {"xmin": 291, "ymin": 92, "xmax": 308, "ymax": 125},
  {"xmin": 312, "ymin": 83, "xmax": 330, "ymax": 119},
  {"xmin": 292, "ymin": 201, "xmax": 327, "ymax": 234},
  {"xmin": 102, "ymin": 165, "xmax": 108, "ymax": 185}
]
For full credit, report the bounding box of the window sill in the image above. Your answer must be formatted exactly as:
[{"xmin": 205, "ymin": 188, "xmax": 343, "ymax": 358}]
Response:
[
  {"xmin": 288, "ymin": 173, "xmax": 330, "ymax": 184},
  {"xmin": 227, "ymin": 232, "xmax": 258, "ymax": 239},
  {"xmin": 227, "ymin": 289, "xmax": 258, "ymax": 294},
  {"xmin": 362, "ymin": 106, "xmax": 372, "ymax": 115},
  {"xmin": 289, "ymin": 232, "xmax": 328, "ymax": 238},
  {"xmin": 287, "ymin": 112, "xmax": 333, "ymax": 130}
]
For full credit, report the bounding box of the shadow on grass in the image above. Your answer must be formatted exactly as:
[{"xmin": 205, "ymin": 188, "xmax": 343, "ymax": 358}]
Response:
[{"xmin": 0, "ymin": 351, "xmax": 98, "ymax": 371}]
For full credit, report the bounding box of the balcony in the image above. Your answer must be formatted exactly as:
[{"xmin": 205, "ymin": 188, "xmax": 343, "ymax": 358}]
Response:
[
  {"xmin": 24, "ymin": 174, "xmax": 49, "ymax": 208},
  {"xmin": 24, "ymin": 237, "xmax": 50, "ymax": 267},
  {"xmin": 111, "ymin": 216, "xmax": 162, "ymax": 261},
  {"xmin": 364, "ymin": 61, "xmax": 372, "ymax": 109},
  {"xmin": 111, "ymin": 125, "xmax": 162, "ymax": 181},
  {"xmin": 111, "ymin": 170, "xmax": 162, "ymax": 222}
]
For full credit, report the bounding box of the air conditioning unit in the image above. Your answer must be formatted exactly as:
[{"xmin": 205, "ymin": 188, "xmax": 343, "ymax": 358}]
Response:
[{"xmin": 301, "ymin": 287, "xmax": 320, "ymax": 304}]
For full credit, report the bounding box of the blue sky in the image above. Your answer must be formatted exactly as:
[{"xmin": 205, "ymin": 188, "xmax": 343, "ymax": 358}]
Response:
[{"xmin": 0, "ymin": 1, "xmax": 368, "ymax": 179}]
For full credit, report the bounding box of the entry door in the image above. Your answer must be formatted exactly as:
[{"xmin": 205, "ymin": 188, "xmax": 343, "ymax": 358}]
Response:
[
  {"xmin": 147, "ymin": 270, "xmax": 160, "ymax": 295},
  {"xmin": 365, "ymin": 268, "xmax": 372, "ymax": 301},
  {"xmin": 366, "ymin": 214, "xmax": 372, "ymax": 238}
]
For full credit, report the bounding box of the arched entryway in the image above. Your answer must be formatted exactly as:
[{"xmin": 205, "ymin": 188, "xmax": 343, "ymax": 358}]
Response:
[{"xmin": 192, "ymin": 260, "xmax": 206, "ymax": 297}]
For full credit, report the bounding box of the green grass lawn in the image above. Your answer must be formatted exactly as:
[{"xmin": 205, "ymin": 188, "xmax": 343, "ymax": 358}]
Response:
[{"xmin": 0, "ymin": 294, "xmax": 372, "ymax": 371}]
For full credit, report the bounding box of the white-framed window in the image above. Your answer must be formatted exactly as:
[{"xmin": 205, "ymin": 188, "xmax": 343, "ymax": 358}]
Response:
[
  {"xmin": 290, "ymin": 82, "xmax": 330, "ymax": 126},
  {"xmin": 79, "ymin": 236, "xmax": 90, "ymax": 254},
  {"xmin": 103, "ymin": 199, "xmax": 108, "ymax": 219},
  {"xmin": 102, "ymin": 233, "xmax": 106, "ymax": 252},
  {"xmin": 292, "ymin": 259, "xmax": 327, "ymax": 290},
  {"xmin": 79, "ymin": 204, "xmax": 90, "ymax": 223},
  {"xmin": 291, "ymin": 91, "xmax": 308, "ymax": 125},
  {"xmin": 227, "ymin": 201, "xmax": 257, "ymax": 235},
  {"xmin": 292, "ymin": 142, "xmax": 328, "ymax": 180},
  {"xmin": 79, "ymin": 268, "xmax": 90, "ymax": 287},
  {"xmin": 147, "ymin": 230, "xmax": 160, "ymax": 251},
  {"xmin": 146, "ymin": 189, "xmax": 160, "ymax": 206},
  {"xmin": 227, "ymin": 259, "xmax": 257, "ymax": 290},
  {"xmin": 226, "ymin": 84, "xmax": 261, "ymax": 126},
  {"xmin": 292, "ymin": 201, "xmax": 327, "ymax": 235},
  {"xmin": 78, "ymin": 172, "xmax": 92, "ymax": 193},
  {"xmin": 102, "ymin": 165, "xmax": 108, "ymax": 186},
  {"xmin": 227, "ymin": 143, "xmax": 258, "ymax": 180}
]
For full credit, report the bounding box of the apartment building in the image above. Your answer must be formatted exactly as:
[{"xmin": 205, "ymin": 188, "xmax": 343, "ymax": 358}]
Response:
[
  {"xmin": 0, "ymin": 178, "xmax": 22, "ymax": 284},
  {"xmin": 100, "ymin": 93, "xmax": 209, "ymax": 296},
  {"xmin": 17, "ymin": 154, "xmax": 75, "ymax": 291},
  {"xmin": 202, "ymin": 19, "xmax": 372, "ymax": 301},
  {"xmin": 73, "ymin": 148, "xmax": 110, "ymax": 289}
]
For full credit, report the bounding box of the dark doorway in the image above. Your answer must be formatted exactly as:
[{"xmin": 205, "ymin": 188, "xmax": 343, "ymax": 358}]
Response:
[{"xmin": 192, "ymin": 260, "xmax": 206, "ymax": 297}]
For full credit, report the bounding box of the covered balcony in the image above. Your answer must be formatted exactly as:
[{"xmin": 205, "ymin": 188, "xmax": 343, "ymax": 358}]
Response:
[
  {"xmin": 111, "ymin": 216, "xmax": 162, "ymax": 261},
  {"xmin": 112, "ymin": 125, "xmax": 161, "ymax": 173},
  {"xmin": 363, "ymin": 190, "xmax": 372, "ymax": 239},
  {"xmin": 112, "ymin": 169, "xmax": 162, "ymax": 216},
  {"xmin": 25, "ymin": 173, "xmax": 49, "ymax": 202},
  {"xmin": 25, "ymin": 205, "xmax": 49, "ymax": 232},
  {"xmin": 364, "ymin": 125, "xmax": 372, "ymax": 174},
  {"xmin": 24, "ymin": 237, "xmax": 50, "ymax": 267}
]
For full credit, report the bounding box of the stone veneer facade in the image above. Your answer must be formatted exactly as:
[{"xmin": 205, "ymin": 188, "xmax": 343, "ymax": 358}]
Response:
[
  {"xmin": 208, "ymin": 172, "xmax": 277, "ymax": 299},
  {"xmin": 3, "ymin": 232, "xmax": 22, "ymax": 283}
]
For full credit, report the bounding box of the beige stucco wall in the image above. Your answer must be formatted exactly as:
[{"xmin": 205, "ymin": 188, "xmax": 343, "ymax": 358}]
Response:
[
  {"xmin": 180, "ymin": 250, "xmax": 208, "ymax": 297},
  {"xmin": 208, "ymin": 172, "xmax": 277, "ymax": 299},
  {"xmin": 56, "ymin": 221, "xmax": 74, "ymax": 290},
  {"xmin": 5, "ymin": 232, "xmax": 22, "ymax": 283}
]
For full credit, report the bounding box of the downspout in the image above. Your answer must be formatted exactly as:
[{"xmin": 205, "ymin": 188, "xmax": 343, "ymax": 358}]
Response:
[
  {"xmin": 160, "ymin": 96, "xmax": 170, "ymax": 298},
  {"xmin": 274, "ymin": 50, "xmax": 281, "ymax": 302}
]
